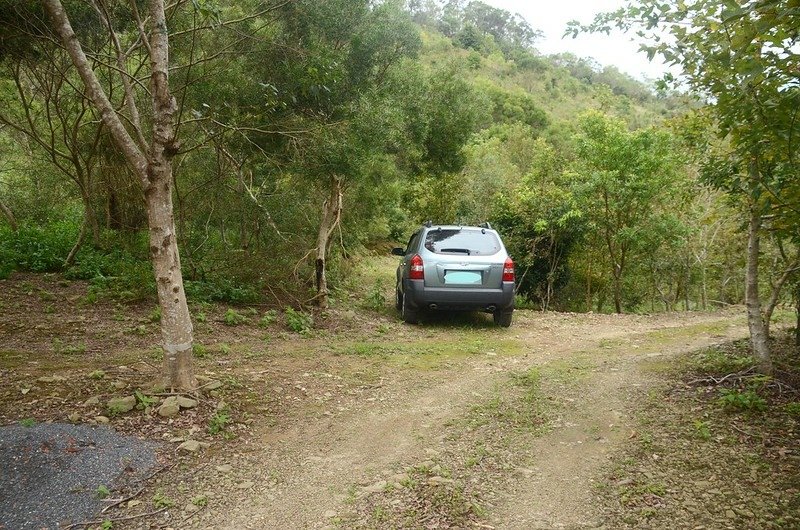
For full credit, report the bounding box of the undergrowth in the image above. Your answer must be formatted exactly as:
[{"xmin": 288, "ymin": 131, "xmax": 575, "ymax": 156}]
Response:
[{"xmin": 599, "ymin": 335, "xmax": 800, "ymax": 528}]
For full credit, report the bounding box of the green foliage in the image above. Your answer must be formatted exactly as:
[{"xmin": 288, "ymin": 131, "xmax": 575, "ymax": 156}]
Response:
[
  {"xmin": 690, "ymin": 347, "xmax": 753, "ymax": 376},
  {"xmin": 100, "ymin": 520, "xmax": 113, "ymax": 530},
  {"xmin": 19, "ymin": 418, "xmax": 35, "ymax": 427},
  {"xmin": 222, "ymin": 308, "xmax": 248, "ymax": 326},
  {"xmin": 152, "ymin": 489, "xmax": 174, "ymax": 508},
  {"xmin": 0, "ymin": 0, "xmax": 762, "ymax": 320},
  {"xmin": 148, "ymin": 306, "xmax": 161, "ymax": 323},
  {"xmin": 717, "ymin": 389, "xmax": 767, "ymax": 413},
  {"xmin": 96, "ymin": 485, "xmax": 110, "ymax": 499},
  {"xmin": 785, "ymin": 402, "xmax": 800, "ymax": 418},
  {"xmin": 134, "ymin": 390, "xmax": 158, "ymax": 409},
  {"xmin": 183, "ymin": 278, "xmax": 260, "ymax": 305},
  {"xmin": 88, "ymin": 370, "xmax": 106, "ymax": 380},
  {"xmin": 258, "ymin": 309, "xmax": 278, "ymax": 328},
  {"xmin": 285, "ymin": 307, "xmax": 313, "ymax": 333},
  {"xmin": 692, "ymin": 420, "xmax": 712, "ymax": 441},
  {"xmin": 363, "ymin": 279, "xmax": 386, "ymax": 311},
  {"xmin": 571, "ymin": 110, "xmax": 687, "ymax": 312},
  {"xmin": 191, "ymin": 494, "xmax": 208, "ymax": 507},
  {"xmin": 192, "ymin": 343, "xmax": 209, "ymax": 358},
  {"xmin": 0, "ymin": 221, "xmax": 79, "ymax": 276},
  {"xmin": 208, "ymin": 409, "xmax": 232, "ymax": 435}
]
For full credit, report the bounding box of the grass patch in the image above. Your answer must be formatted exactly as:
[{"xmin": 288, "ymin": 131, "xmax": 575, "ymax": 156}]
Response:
[{"xmin": 344, "ymin": 365, "xmax": 556, "ymax": 528}]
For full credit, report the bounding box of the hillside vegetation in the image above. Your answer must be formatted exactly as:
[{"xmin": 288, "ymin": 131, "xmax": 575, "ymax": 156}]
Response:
[{"xmin": 0, "ymin": 0, "xmax": 797, "ymax": 386}]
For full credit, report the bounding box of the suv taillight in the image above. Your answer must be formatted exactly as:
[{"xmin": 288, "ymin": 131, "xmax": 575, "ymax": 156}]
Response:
[
  {"xmin": 409, "ymin": 254, "xmax": 424, "ymax": 280},
  {"xmin": 502, "ymin": 257, "xmax": 515, "ymax": 282}
]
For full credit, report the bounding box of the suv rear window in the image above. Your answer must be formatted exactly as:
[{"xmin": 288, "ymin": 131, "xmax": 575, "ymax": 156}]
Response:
[{"xmin": 423, "ymin": 229, "xmax": 501, "ymax": 256}]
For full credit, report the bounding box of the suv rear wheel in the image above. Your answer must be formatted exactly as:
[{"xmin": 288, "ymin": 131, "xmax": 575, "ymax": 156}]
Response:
[
  {"xmin": 493, "ymin": 309, "xmax": 512, "ymax": 328},
  {"xmin": 395, "ymin": 284, "xmax": 402, "ymax": 311},
  {"xmin": 401, "ymin": 292, "xmax": 419, "ymax": 324}
]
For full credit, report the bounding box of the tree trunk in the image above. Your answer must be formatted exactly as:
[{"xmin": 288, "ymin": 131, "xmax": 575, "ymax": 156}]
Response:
[
  {"xmin": 45, "ymin": 0, "xmax": 196, "ymax": 390},
  {"xmin": 315, "ymin": 176, "xmax": 343, "ymax": 309},
  {"xmin": 700, "ymin": 265, "xmax": 708, "ymax": 310},
  {"xmin": 763, "ymin": 260, "xmax": 799, "ymax": 338},
  {"xmin": 612, "ymin": 271, "xmax": 622, "ymax": 314},
  {"xmin": 795, "ymin": 283, "xmax": 800, "ymax": 348},
  {"xmin": 64, "ymin": 212, "xmax": 88, "ymax": 267},
  {"xmin": 745, "ymin": 201, "xmax": 772, "ymax": 374},
  {"xmin": 0, "ymin": 200, "xmax": 17, "ymax": 231},
  {"xmin": 147, "ymin": 0, "xmax": 196, "ymax": 390},
  {"xmin": 585, "ymin": 259, "xmax": 592, "ymax": 311},
  {"xmin": 79, "ymin": 190, "xmax": 100, "ymax": 246},
  {"xmin": 146, "ymin": 176, "xmax": 196, "ymax": 390}
]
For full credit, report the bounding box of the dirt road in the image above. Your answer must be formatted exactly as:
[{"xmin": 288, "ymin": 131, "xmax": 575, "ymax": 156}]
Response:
[{"xmin": 184, "ymin": 309, "xmax": 747, "ymax": 529}]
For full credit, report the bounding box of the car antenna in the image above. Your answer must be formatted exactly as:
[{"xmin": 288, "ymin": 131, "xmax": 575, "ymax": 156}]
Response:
[{"xmin": 424, "ymin": 220, "xmax": 432, "ymax": 228}]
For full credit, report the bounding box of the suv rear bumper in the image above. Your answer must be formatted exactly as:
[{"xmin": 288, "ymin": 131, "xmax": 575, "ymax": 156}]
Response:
[{"xmin": 403, "ymin": 279, "xmax": 515, "ymax": 312}]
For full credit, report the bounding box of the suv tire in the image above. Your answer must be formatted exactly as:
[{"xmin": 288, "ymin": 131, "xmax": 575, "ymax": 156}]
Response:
[
  {"xmin": 401, "ymin": 292, "xmax": 419, "ymax": 324},
  {"xmin": 493, "ymin": 309, "xmax": 512, "ymax": 328}
]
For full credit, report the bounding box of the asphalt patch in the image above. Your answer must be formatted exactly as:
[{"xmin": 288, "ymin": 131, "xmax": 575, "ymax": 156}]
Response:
[{"xmin": 0, "ymin": 423, "xmax": 163, "ymax": 529}]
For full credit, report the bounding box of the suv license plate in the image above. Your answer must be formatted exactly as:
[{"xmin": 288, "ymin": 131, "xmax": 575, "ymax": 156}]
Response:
[{"xmin": 445, "ymin": 271, "xmax": 482, "ymax": 284}]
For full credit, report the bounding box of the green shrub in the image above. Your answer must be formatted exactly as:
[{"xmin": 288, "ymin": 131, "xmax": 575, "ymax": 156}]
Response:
[
  {"xmin": 690, "ymin": 346, "xmax": 754, "ymax": 375},
  {"xmin": 285, "ymin": 307, "xmax": 313, "ymax": 333},
  {"xmin": 363, "ymin": 279, "xmax": 386, "ymax": 311},
  {"xmin": 785, "ymin": 402, "xmax": 800, "ymax": 417},
  {"xmin": 258, "ymin": 309, "xmax": 278, "ymax": 328},
  {"xmin": 717, "ymin": 389, "xmax": 767, "ymax": 412},
  {"xmin": 193, "ymin": 343, "xmax": 209, "ymax": 358},
  {"xmin": 223, "ymin": 308, "xmax": 248, "ymax": 326},
  {"xmin": 208, "ymin": 409, "xmax": 232, "ymax": 435},
  {"xmin": 0, "ymin": 221, "xmax": 79, "ymax": 275},
  {"xmin": 184, "ymin": 277, "xmax": 260, "ymax": 304}
]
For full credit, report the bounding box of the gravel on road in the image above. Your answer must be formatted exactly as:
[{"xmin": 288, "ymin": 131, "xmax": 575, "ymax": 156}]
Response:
[{"xmin": 0, "ymin": 422, "xmax": 163, "ymax": 529}]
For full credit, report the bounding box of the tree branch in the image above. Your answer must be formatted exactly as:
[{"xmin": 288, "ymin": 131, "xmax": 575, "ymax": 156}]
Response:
[{"xmin": 43, "ymin": 0, "xmax": 150, "ymax": 190}]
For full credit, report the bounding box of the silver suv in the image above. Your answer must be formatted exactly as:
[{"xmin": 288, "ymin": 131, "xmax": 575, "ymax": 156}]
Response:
[{"xmin": 392, "ymin": 222, "xmax": 515, "ymax": 327}]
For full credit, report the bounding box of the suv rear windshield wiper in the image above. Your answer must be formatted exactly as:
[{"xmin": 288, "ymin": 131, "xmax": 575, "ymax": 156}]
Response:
[{"xmin": 439, "ymin": 248, "xmax": 471, "ymax": 255}]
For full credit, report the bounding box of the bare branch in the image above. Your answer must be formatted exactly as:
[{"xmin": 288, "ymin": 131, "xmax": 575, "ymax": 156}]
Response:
[
  {"xmin": 43, "ymin": 0, "xmax": 150, "ymax": 189},
  {"xmin": 90, "ymin": 0, "xmax": 149, "ymax": 151}
]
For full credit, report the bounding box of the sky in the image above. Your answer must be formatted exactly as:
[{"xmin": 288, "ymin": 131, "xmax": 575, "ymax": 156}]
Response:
[{"xmin": 481, "ymin": 0, "xmax": 672, "ymax": 82}]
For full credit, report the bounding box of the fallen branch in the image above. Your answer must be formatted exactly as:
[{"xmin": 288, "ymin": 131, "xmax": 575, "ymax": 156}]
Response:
[
  {"xmin": 731, "ymin": 423, "xmax": 757, "ymax": 439},
  {"xmin": 62, "ymin": 507, "xmax": 168, "ymax": 529},
  {"xmin": 100, "ymin": 486, "xmax": 145, "ymax": 513},
  {"xmin": 687, "ymin": 366, "xmax": 756, "ymax": 386}
]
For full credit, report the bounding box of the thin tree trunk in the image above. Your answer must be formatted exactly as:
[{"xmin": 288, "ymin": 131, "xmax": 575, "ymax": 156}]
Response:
[
  {"xmin": 763, "ymin": 260, "xmax": 799, "ymax": 338},
  {"xmin": 0, "ymin": 200, "xmax": 17, "ymax": 231},
  {"xmin": 64, "ymin": 211, "xmax": 88, "ymax": 267},
  {"xmin": 147, "ymin": 0, "xmax": 196, "ymax": 390},
  {"xmin": 795, "ymin": 284, "xmax": 800, "ymax": 347},
  {"xmin": 79, "ymin": 189, "xmax": 100, "ymax": 246},
  {"xmin": 315, "ymin": 176, "xmax": 343, "ymax": 309},
  {"xmin": 701, "ymin": 265, "xmax": 708, "ymax": 310},
  {"xmin": 585, "ymin": 259, "xmax": 592, "ymax": 311},
  {"xmin": 684, "ymin": 264, "xmax": 690, "ymax": 311},
  {"xmin": 612, "ymin": 271, "xmax": 622, "ymax": 314},
  {"xmin": 745, "ymin": 200, "xmax": 772, "ymax": 374}
]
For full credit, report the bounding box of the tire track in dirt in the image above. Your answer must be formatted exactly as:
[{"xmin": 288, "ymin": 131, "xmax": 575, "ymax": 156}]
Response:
[
  {"xmin": 488, "ymin": 319, "xmax": 749, "ymax": 529},
  {"xmin": 194, "ymin": 310, "xmax": 746, "ymax": 529}
]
